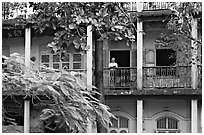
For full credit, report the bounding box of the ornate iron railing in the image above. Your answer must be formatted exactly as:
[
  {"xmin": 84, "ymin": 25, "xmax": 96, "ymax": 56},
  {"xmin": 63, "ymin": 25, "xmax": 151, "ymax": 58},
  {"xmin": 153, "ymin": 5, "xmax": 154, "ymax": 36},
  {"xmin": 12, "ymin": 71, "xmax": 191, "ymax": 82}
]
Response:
[
  {"xmin": 123, "ymin": 2, "xmax": 174, "ymax": 11},
  {"xmin": 143, "ymin": 66, "xmax": 191, "ymax": 88},
  {"xmin": 103, "ymin": 67, "xmax": 137, "ymax": 90},
  {"xmin": 142, "ymin": 2, "xmax": 173, "ymax": 11}
]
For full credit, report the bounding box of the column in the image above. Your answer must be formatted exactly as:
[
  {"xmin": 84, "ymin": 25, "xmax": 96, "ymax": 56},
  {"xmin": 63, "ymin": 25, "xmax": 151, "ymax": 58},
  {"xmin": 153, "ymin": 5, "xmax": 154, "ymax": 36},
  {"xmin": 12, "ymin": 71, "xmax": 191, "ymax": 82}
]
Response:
[
  {"xmin": 191, "ymin": 99, "xmax": 198, "ymax": 133},
  {"xmin": 86, "ymin": 25, "xmax": 93, "ymax": 88},
  {"xmin": 24, "ymin": 3, "xmax": 31, "ymax": 133},
  {"xmin": 137, "ymin": 99, "xmax": 143, "ymax": 133},
  {"xmin": 137, "ymin": 19, "xmax": 143, "ymax": 90},
  {"xmin": 191, "ymin": 18, "xmax": 198, "ymax": 89},
  {"xmin": 24, "ymin": 99, "xmax": 30, "ymax": 133},
  {"xmin": 86, "ymin": 25, "xmax": 93, "ymax": 133}
]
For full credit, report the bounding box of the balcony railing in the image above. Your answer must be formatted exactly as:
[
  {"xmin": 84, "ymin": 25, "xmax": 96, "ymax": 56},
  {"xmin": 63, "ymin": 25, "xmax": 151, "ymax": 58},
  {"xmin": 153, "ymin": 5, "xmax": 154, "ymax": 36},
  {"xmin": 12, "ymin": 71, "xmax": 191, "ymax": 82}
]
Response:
[
  {"xmin": 103, "ymin": 67, "xmax": 137, "ymax": 90},
  {"xmin": 143, "ymin": 66, "xmax": 191, "ymax": 88},
  {"xmin": 124, "ymin": 2, "xmax": 174, "ymax": 11},
  {"xmin": 142, "ymin": 2, "xmax": 173, "ymax": 11}
]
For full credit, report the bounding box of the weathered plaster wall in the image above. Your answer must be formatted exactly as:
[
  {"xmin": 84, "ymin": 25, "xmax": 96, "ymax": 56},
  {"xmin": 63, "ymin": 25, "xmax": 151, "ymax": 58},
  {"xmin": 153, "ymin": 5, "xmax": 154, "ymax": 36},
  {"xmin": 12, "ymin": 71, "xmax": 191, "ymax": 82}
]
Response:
[{"xmin": 143, "ymin": 97, "xmax": 191, "ymax": 133}]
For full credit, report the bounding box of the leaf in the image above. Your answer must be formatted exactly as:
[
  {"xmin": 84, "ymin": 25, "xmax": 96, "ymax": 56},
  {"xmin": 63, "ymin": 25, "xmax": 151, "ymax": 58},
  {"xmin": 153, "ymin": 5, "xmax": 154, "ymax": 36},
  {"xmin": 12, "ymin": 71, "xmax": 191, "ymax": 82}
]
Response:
[
  {"xmin": 40, "ymin": 109, "xmax": 55, "ymax": 120},
  {"xmin": 47, "ymin": 85, "xmax": 60, "ymax": 96},
  {"xmin": 52, "ymin": 72, "xmax": 61, "ymax": 81},
  {"xmin": 114, "ymin": 25, "xmax": 124, "ymax": 30},
  {"xmin": 117, "ymin": 36, "xmax": 123, "ymax": 40},
  {"xmin": 73, "ymin": 39, "xmax": 80, "ymax": 49},
  {"xmin": 69, "ymin": 23, "xmax": 77, "ymax": 29},
  {"xmin": 60, "ymin": 83, "xmax": 69, "ymax": 96},
  {"xmin": 84, "ymin": 45, "xmax": 90, "ymax": 50}
]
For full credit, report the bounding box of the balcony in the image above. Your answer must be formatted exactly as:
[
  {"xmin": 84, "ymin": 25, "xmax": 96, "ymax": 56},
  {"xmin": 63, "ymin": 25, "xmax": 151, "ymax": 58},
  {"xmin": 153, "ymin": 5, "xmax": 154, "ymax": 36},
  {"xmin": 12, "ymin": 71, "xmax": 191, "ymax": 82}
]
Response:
[
  {"xmin": 124, "ymin": 2, "xmax": 174, "ymax": 11},
  {"xmin": 103, "ymin": 66, "xmax": 195, "ymax": 90},
  {"xmin": 143, "ymin": 66, "xmax": 191, "ymax": 88},
  {"xmin": 103, "ymin": 67, "xmax": 137, "ymax": 90}
]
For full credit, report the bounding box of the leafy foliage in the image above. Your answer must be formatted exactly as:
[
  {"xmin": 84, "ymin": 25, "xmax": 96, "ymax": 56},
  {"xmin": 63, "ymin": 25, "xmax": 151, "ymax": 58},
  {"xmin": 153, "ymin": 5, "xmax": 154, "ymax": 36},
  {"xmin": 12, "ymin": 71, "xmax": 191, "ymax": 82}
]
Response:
[
  {"xmin": 2, "ymin": 2, "xmax": 136, "ymax": 52},
  {"xmin": 2, "ymin": 53, "xmax": 115, "ymax": 133},
  {"xmin": 167, "ymin": 2, "xmax": 202, "ymax": 43},
  {"xmin": 166, "ymin": 2, "xmax": 202, "ymax": 65}
]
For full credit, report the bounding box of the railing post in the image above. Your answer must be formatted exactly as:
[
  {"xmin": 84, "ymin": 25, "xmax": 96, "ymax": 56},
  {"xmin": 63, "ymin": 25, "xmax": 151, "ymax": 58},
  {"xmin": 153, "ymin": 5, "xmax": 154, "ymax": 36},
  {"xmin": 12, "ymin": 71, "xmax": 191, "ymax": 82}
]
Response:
[
  {"xmin": 191, "ymin": 18, "xmax": 198, "ymax": 89},
  {"xmin": 137, "ymin": 17, "xmax": 143, "ymax": 90},
  {"xmin": 137, "ymin": 2, "xmax": 143, "ymax": 12}
]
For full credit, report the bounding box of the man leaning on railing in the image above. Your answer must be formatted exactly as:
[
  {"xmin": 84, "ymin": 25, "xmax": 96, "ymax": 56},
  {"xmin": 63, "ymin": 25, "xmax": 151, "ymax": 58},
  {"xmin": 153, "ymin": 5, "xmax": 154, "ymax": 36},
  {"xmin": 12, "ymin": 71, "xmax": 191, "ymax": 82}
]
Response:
[{"xmin": 109, "ymin": 57, "xmax": 118, "ymax": 88}]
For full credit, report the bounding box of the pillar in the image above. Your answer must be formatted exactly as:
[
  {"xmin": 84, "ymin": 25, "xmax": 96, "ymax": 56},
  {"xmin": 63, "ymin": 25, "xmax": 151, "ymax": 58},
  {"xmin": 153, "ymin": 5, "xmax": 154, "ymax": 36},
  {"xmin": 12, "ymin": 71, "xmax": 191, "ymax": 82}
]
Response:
[
  {"xmin": 86, "ymin": 25, "xmax": 94, "ymax": 133},
  {"xmin": 137, "ymin": 99, "xmax": 143, "ymax": 133},
  {"xmin": 86, "ymin": 25, "xmax": 93, "ymax": 88},
  {"xmin": 24, "ymin": 100, "xmax": 30, "ymax": 133},
  {"xmin": 191, "ymin": 99, "xmax": 198, "ymax": 133},
  {"xmin": 191, "ymin": 18, "xmax": 198, "ymax": 89},
  {"xmin": 137, "ymin": 19, "xmax": 143, "ymax": 90},
  {"xmin": 24, "ymin": 3, "xmax": 31, "ymax": 133}
]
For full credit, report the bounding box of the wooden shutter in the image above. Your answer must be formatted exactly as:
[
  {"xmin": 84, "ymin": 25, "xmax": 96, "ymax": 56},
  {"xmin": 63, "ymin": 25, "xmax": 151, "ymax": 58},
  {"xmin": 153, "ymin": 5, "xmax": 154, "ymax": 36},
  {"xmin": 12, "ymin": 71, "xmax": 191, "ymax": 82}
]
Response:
[
  {"xmin": 143, "ymin": 49, "xmax": 147, "ymax": 67},
  {"xmin": 132, "ymin": 49, "xmax": 137, "ymax": 67}
]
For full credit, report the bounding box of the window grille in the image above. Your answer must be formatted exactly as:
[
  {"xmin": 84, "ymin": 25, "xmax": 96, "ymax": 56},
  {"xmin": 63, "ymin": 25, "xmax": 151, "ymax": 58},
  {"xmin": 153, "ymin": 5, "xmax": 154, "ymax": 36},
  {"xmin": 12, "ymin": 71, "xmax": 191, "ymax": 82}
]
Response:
[
  {"xmin": 156, "ymin": 117, "xmax": 179, "ymax": 133},
  {"xmin": 109, "ymin": 116, "xmax": 129, "ymax": 133}
]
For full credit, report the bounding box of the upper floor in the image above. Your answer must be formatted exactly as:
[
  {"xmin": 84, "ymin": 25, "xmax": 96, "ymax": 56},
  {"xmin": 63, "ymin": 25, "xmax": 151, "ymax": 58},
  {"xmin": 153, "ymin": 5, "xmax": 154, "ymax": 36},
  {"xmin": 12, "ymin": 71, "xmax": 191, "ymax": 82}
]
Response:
[{"xmin": 2, "ymin": 2, "xmax": 202, "ymax": 94}]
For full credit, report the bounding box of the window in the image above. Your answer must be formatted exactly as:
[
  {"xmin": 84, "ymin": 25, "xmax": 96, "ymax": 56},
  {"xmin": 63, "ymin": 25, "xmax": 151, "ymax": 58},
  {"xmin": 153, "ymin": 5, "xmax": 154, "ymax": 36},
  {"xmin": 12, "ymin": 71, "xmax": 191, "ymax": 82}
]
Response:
[
  {"xmin": 40, "ymin": 52, "xmax": 82, "ymax": 70},
  {"xmin": 156, "ymin": 117, "xmax": 179, "ymax": 133},
  {"xmin": 73, "ymin": 54, "xmax": 82, "ymax": 69},
  {"xmin": 109, "ymin": 116, "xmax": 129, "ymax": 133}
]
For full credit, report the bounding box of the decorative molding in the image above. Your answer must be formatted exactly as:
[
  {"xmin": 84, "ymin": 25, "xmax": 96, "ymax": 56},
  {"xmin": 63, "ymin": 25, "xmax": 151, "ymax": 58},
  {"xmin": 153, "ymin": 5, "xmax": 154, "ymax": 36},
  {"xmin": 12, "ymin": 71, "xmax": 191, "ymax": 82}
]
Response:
[
  {"xmin": 144, "ymin": 111, "xmax": 188, "ymax": 121},
  {"xmin": 112, "ymin": 111, "xmax": 136, "ymax": 120}
]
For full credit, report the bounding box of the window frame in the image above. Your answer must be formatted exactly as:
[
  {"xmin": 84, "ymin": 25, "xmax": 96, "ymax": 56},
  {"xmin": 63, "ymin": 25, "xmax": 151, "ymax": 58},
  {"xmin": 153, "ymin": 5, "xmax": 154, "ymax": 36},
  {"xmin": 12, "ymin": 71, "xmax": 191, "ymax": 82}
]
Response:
[
  {"xmin": 109, "ymin": 116, "xmax": 129, "ymax": 133},
  {"xmin": 156, "ymin": 117, "xmax": 179, "ymax": 133},
  {"xmin": 40, "ymin": 52, "xmax": 82, "ymax": 70}
]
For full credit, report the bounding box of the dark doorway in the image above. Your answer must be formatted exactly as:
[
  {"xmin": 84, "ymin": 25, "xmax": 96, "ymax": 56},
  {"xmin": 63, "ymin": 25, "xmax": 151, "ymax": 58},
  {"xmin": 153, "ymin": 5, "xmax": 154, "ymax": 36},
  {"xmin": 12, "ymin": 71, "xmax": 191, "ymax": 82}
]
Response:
[
  {"xmin": 156, "ymin": 49, "xmax": 176, "ymax": 76},
  {"xmin": 110, "ymin": 51, "xmax": 130, "ymax": 67},
  {"xmin": 109, "ymin": 50, "xmax": 130, "ymax": 90},
  {"xmin": 156, "ymin": 49, "xmax": 176, "ymax": 66}
]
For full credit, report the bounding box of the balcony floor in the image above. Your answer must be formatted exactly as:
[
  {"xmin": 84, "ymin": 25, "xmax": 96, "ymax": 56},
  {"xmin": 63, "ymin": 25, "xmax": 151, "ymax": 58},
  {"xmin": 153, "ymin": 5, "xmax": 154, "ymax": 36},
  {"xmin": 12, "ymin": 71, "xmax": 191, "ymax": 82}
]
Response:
[{"xmin": 104, "ymin": 88, "xmax": 202, "ymax": 96}]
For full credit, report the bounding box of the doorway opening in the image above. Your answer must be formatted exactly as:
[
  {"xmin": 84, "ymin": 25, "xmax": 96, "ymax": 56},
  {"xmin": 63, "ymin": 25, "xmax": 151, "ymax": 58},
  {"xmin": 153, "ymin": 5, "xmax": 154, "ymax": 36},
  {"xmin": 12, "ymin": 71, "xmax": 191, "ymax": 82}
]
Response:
[
  {"xmin": 156, "ymin": 49, "xmax": 176, "ymax": 76},
  {"xmin": 156, "ymin": 49, "xmax": 176, "ymax": 66},
  {"xmin": 110, "ymin": 50, "xmax": 130, "ymax": 67},
  {"xmin": 109, "ymin": 50, "xmax": 130, "ymax": 90}
]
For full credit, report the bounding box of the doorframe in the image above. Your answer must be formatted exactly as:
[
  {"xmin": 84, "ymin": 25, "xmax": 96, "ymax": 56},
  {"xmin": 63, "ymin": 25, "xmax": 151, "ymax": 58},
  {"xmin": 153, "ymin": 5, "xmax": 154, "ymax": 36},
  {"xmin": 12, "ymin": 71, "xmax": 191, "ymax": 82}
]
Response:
[{"xmin": 109, "ymin": 49, "xmax": 132, "ymax": 67}]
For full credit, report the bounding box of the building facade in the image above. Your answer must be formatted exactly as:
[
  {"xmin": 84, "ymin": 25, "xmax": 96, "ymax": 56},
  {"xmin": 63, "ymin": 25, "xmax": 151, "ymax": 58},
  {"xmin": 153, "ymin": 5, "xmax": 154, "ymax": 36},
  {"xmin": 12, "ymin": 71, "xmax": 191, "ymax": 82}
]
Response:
[{"xmin": 2, "ymin": 2, "xmax": 202, "ymax": 133}]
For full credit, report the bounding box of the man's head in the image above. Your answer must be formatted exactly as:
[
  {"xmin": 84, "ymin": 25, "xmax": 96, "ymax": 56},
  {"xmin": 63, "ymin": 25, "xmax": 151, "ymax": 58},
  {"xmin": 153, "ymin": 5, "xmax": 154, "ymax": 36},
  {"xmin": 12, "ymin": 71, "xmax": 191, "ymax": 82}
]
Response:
[{"xmin": 111, "ymin": 57, "xmax": 115, "ymax": 63}]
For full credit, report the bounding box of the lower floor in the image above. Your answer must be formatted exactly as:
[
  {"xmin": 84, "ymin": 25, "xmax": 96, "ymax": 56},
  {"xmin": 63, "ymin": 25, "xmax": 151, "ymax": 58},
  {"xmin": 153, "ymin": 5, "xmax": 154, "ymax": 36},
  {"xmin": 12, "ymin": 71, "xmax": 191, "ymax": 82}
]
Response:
[
  {"xmin": 104, "ymin": 95, "xmax": 202, "ymax": 133},
  {"xmin": 2, "ymin": 95, "xmax": 202, "ymax": 133}
]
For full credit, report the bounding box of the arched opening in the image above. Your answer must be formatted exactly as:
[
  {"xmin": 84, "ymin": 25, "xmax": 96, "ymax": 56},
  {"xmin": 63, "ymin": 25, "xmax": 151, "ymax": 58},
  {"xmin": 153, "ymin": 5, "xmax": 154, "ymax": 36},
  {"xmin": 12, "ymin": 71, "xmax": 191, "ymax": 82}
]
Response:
[
  {"xmin": 109, "ymin": 116, "xmax": 129, "ymax": 133},
  {"xmin": 156, "ymin": 117, "xmax": 179, "ymax": 133}
]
